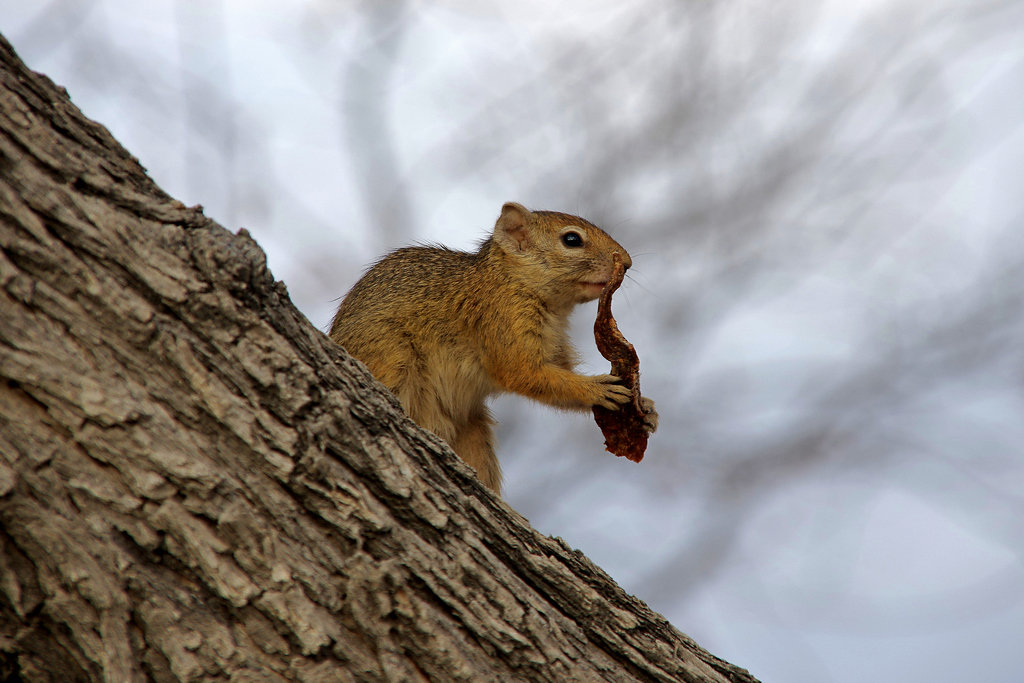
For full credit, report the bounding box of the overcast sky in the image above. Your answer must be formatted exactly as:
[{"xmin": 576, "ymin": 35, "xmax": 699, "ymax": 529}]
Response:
[{"xmin": 4, "ymin": 2, "xmax": 1024, "ymax": 681}]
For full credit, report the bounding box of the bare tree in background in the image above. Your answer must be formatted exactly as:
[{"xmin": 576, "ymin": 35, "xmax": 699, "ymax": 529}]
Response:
[
  {"xmin": 8, "ymin": 1, "xmax": 1024, "ymax": 670},
  {"xmin": 385, "ymin": 0, "xmax": 1024, "ymax": 609}
]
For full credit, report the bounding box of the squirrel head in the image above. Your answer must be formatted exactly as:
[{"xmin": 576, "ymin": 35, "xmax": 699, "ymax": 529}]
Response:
[{"xmin": 490, "ymin": 202, "xmax": 632, "ymax": 308}]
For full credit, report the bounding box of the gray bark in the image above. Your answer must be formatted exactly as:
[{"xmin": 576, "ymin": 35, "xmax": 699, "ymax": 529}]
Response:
[{"xmin": 0, "ymin": 35, "xmax": 757, "ymax": 683}]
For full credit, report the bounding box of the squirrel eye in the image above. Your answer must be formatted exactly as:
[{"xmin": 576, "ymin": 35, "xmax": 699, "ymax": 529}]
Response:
[{"xmin": 561, "ymin": 231, "xmax": 584, "ymax": 248}]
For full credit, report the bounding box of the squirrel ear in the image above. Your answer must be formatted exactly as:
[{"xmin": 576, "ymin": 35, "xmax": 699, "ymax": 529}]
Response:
[{"xmin": 494, "ymin": 202, "xmax": 534, "ymax": 252}]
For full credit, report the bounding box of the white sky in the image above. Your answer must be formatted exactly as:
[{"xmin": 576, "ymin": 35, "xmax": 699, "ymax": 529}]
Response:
[{"xmin": 4, "ymin": 1, "xmax": 1023, "ymax": 681}]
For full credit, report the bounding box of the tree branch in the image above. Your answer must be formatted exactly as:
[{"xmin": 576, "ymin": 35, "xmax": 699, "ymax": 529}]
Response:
[{"xmin": 0, "ymin": 35, "xmax": 756, "ymax": 683}]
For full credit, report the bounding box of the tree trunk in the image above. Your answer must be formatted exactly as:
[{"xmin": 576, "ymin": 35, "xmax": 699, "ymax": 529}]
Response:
[{"xmin": 0, "ymin": 35, "xmax": 757, "ymax": 683}]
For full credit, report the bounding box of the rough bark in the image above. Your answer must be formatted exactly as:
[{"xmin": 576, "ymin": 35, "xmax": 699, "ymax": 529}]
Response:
[{"xmin": 0, "ymin": 35, "xmax": 757, "ymax": 683}]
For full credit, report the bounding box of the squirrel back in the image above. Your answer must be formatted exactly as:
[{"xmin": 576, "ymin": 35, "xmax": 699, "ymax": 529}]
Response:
[{"xmin": 329, "ymin": 202, "xmax": 637, "ymax": 494}]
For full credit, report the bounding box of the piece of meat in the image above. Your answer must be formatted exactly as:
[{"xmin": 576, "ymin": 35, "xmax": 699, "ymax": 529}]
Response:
[{"xmin": 592, "ymin": 252, "xmax": 648, "ymax": 463}]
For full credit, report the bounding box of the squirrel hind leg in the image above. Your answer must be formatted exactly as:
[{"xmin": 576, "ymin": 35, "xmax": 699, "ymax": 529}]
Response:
[
  {"xmin": 401, "ymin": 387, "xmax": 502, "ymax": 495},
  {"xmin": 450, "ymin": 408, "xmax": 502, "ymax": 496}
]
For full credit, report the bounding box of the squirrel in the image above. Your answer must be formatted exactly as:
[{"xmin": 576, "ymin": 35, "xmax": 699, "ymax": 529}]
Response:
[{"xmin": 329, "ymin": 202, "xmax": 657, "ymax": 495}]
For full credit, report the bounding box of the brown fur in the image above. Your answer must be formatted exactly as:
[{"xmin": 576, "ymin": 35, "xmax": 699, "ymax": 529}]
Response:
[{"xmin": 329, "ymin": 202, "xmax": 638, "ymax": 495}]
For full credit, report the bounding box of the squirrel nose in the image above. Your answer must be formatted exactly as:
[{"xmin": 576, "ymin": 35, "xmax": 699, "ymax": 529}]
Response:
[{"xmin": 620, "ymin": 253, "xmax": 633, "ymax": 270}]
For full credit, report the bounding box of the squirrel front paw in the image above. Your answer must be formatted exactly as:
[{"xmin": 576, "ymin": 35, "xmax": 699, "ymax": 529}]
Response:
[
  {"xmin": 587, "ymin": 374, "xmax": 633, "ymax": 410},
  {"xmin": 640, "ymin": 396, "xmax": 658, "ymax": 433}
]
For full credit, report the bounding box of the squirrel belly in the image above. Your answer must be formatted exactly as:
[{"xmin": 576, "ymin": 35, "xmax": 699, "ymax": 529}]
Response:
[{"xmin": 328, "ymin": 202, "xmax": 635, "ymax": 496}]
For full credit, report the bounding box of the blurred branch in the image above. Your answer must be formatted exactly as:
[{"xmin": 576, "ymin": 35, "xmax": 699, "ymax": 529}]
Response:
[{"xmin": 340, "ymin": 0, "xmax": 415, "ymax": 251}]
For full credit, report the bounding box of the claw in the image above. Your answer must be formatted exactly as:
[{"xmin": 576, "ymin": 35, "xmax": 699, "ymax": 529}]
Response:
[{"xmin": 640, "ymin": 396, "xmax": 658, "ymax": 433}]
